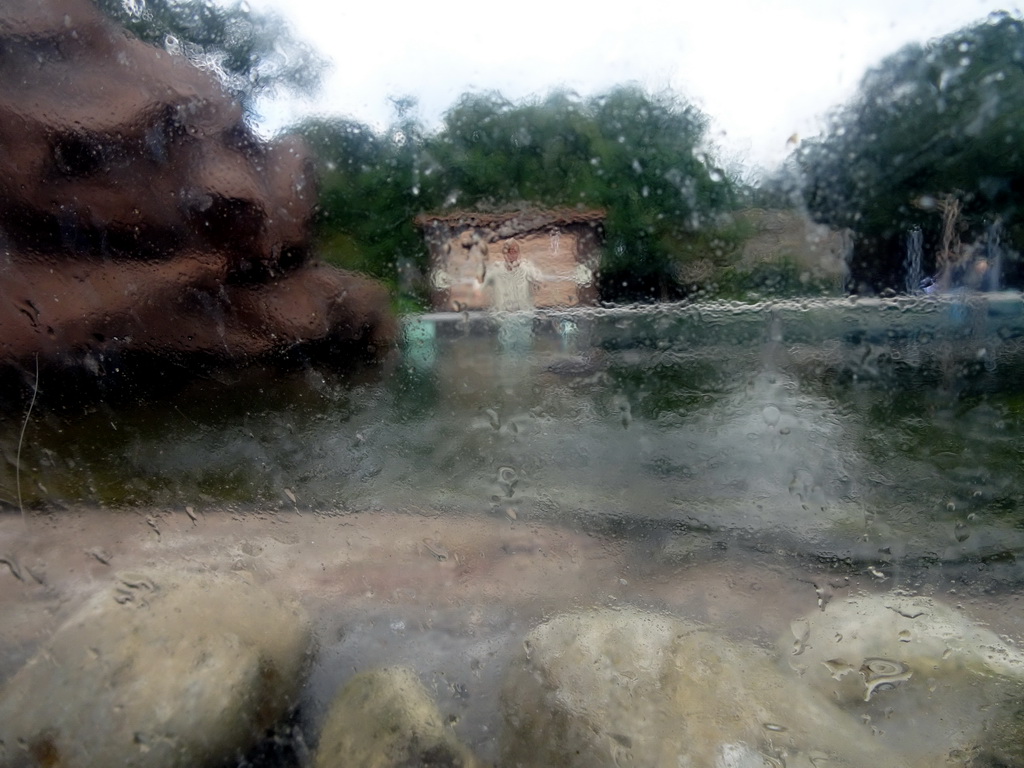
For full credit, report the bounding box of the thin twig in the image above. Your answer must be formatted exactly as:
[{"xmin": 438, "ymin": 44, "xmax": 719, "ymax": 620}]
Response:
[{"xmin": 16, "ymin": 354, "xmax": 39, "ymax": 520}]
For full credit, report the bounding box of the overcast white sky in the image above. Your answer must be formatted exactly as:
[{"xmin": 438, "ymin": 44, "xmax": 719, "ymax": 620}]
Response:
[{"xmin": 251, "ymin": 0, "xmax": 1016, "ymax": 171}]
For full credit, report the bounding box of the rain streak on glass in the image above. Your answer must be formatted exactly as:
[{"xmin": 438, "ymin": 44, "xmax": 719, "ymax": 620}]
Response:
[{"xmin": 2, "ymin": 2, "xmax": 1024, "ymax": 768}]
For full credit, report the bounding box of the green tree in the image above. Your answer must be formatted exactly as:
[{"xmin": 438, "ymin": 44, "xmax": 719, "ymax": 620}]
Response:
[
  {"xmin": 422, "ymin": 86, "xmax": 738, "ymax": 301},
  {"xmin": 799, "ymin": 12, "xmax": 1024, "ymax": 291},
  {"xmin": 588, "ymin": 87, "xmax": 736, "ymax": 298},
  {"xmin": 297, "ymin": 108, "xmax": 433, "ymax": 307},
  {"xmin": 93, "ymin": 0, "xmax": 327, "ymax": 113}
]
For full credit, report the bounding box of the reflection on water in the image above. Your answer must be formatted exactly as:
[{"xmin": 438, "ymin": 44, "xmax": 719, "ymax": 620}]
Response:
[
  {"xmin": 3, "ymin": 297, "xmax": 1024, "ymax": 765},
  {"xmin": 5, "ymin": 299, "xmax": 1024, "ymax": 567}
]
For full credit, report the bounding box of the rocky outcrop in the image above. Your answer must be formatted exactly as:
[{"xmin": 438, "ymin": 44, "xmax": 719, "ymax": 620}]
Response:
[
  {"xmin": 314, "ymin": 666, "xmax": 480, "ymax": 768},
  {"xmin": 0, "ymin": 0, "xmax": 394, "ymax": 393},
  {"xmin": 783, "ymin": 593, "xmax": 1024, "ymax": 766},
  {"xmin": 0, "ymin": 570, "xmax": 311, "ymax": 768},
  {"xmin": 500, "ymin": 607, "xmax": 912, "ymax": 768},
  {"xmin": 500, "ymin": 603, "xmax": 1024, "ymax": 767}
]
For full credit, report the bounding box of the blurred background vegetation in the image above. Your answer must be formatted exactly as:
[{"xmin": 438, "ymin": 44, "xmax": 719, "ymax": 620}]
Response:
[
  {"xmin": 297, "ymin": 87, "xmax": 749, "ymax": 307},
  {"xmin": 95, "ymin": 1, "xmax": 1024, "ymax": 307},
  {"xmin": 94, "ymin": 0, "xmax": 328, "ymax": 115},
  {"xmin": 792, "ymin": 11, "xmax": 1024, "ymax": 294}
]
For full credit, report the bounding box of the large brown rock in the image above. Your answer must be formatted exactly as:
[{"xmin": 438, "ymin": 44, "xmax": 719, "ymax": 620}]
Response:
[{"xmin": 0, "ymin": 0, "xmax": 394, "ymax": 385}]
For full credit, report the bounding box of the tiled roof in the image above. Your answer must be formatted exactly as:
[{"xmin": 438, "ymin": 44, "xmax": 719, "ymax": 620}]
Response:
[{"xmin": 415, "ymin": 207, "xmax": 606, "ymax": 232}]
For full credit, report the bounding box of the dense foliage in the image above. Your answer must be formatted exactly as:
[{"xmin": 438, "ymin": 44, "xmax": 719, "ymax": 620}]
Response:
[
  {"xmin": 798, "ymin": 12, "xmax": 1024, "ymax": 291},
  {"xmin": 299, "ymin": 112, "xmax": 428, "ymax": 305},
  {"xmin": 299, "ymin": 88, "xmax": 742, "ymax": 305},
  {"xmin": 93, "ymin": 0, "xmax": 327, "ymax": 112}
]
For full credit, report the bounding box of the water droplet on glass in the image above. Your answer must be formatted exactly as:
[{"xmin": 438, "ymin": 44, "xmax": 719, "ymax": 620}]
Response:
[
  {"xmin": 861, "ymin": 658, "xmax": 912, "ymax": 701},
  {"xmin": 86, "ymin": 547, "xmax": 111, "ymax": 565},
  {"xmin": 791, "ymin": 618, "xmax": 810, "ymax": 655},
  {"xmin": 484, "ymin": 408, "xmax": 500, "ymax": 430},
  {"xmin": 822, "ymin": 658, "xmax": 857, "ymax": 680},
  {"xmin": 498, "ymin": 466, "xmax": 518, "ymax": 497},
  {"xmin": 612, "ymin": 395, "xmax": 632, "ymax": 429},
  {"xmin": 422, "ymin": 538, "xmax": 449, "ymax": 561}
]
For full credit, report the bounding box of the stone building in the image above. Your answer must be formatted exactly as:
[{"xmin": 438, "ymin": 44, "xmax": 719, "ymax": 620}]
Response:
[{"xmin": 416, "ymin": 208, "xmax": 605, "ymax": 311}]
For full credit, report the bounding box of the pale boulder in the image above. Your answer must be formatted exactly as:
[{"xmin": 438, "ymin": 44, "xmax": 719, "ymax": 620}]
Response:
[
  {"xmin": 782, "ymin": 592, "xmax": 1024, "ymax": 765},
  {"xmin": 315, "ymin": 666, "xmax": 480, "ymax": 768},
  {"xmin": 500, "ymin": 607, "xmax": 910, "ymax": 768},
  {"xmin": 0, "ymin": 570, "xmax": 311, "ymax": 768}
]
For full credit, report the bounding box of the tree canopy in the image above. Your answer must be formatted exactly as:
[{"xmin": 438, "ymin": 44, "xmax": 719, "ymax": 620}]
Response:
[
  {"xmin": 300, "ymin": 86, "xmax": 742, "ymax": 305},
  {"xmin": 93, "ymin": 0, "xmax": 327, "ymax": 112},
  {"xmin": 299, "ymin": 113, "xmax": 427, "ymax": 305},
  {"xmin": 798, "ymin": 12, "xmax": 1024, "ymax": 291}
]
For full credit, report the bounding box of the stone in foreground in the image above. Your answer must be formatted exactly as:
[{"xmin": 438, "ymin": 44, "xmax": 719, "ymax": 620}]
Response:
[
  {"xmin": 315, "ymin": 666, "xmax": 480, "ymax": 768},
  {"xmin": 783, "ymin": 593, "xmax": 1024, "ymax": 766},
  {"xmin": 501, "ymin": 607, "xmax": 909, "ymax": 768},
  {"xmin": 0, "ymin": 570, "xmax": 311, "ymax": 768}
]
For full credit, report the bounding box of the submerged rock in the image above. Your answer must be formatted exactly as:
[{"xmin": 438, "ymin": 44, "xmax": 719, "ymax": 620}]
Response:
[
  {"xmin": 314, "ymin": 666, "xmax": 480, "ymax": 768},
  {"xmin": 783, "ymin": 592, "xmax": 1024, "ymax": 765},
  {"xmin": 0, "ymin": 570, "xmax": 311, "ymax": 768},
  {"xmin": 500, "ymin": 607, "xmax": 910, "ymax": 768}
]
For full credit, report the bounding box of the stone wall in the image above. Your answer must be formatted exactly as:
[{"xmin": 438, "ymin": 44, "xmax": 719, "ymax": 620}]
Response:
[{"xmin": 418, "ymin": 209, "xmax": 604, "ymax": 311}]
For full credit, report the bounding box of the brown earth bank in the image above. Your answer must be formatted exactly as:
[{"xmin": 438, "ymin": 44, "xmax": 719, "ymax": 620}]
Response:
[{"xmin": 0, "ymin": 0, "xmax": 395, "ymax": 404}]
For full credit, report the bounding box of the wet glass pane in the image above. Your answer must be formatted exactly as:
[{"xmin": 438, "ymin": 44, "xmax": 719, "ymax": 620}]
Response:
[{"xmin": 2, "ymin": 1, "xmax": 1024, "ymax": 767}]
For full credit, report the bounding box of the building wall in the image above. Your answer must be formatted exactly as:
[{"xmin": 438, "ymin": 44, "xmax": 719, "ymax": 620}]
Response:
[{"xmin": 425, "ymin": 220, "xmax": 601, "ymax": 311}]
